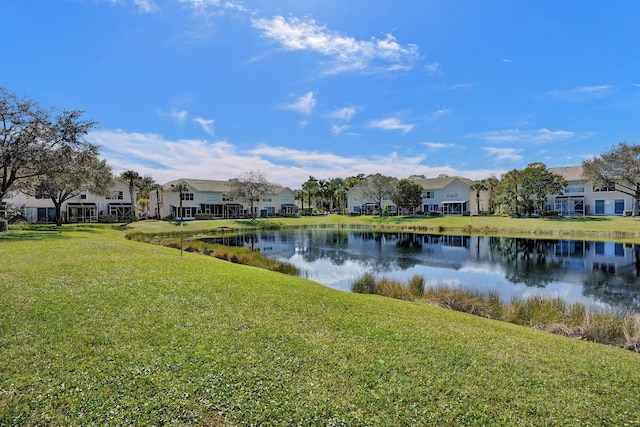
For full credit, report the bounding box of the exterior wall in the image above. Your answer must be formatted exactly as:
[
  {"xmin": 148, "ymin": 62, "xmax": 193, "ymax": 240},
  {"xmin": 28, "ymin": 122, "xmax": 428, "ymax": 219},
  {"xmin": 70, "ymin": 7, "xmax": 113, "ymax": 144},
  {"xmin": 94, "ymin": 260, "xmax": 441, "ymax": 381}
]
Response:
[
  {"xmin": 3, "ymin": 179, "xmax": 133, "ymax": 223},
  {"xmin": 547, "ymin": 180, "xmax": 634, "ymax": 216},
  {"xmin": 347, "ymin": 186, "xmax": 395, "ymax": 215},
  {"xmin": 151, "ymin": 180, "xmax": 298, "ymax": 220}
]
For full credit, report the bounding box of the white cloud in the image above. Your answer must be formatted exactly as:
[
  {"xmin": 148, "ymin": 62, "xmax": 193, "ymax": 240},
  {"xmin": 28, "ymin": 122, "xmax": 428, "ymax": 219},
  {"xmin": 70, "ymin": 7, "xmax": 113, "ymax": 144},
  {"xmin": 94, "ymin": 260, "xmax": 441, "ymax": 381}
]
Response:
[
  {"xmin": 193, "ymin": 117, "xmax": 215, "ymax": 135},
  {"xmin": 544, "ymin": 85, "xmax": 613, "ymax": 101},
  {"xmin": 252, "ymin": 16, "xmax": 419, "ymax": 74},
  {"xmin": 283, "ymin": 91, "xmax": 316, "ymax": 115},
  {"xmin": 483, "ymin": 147, "xmax": 523, "ymax": 162},
  {"xmin": 157, "ymin": 108, "xmax": 188, "ymax": 125},
  {"xmin": 92, "ymin": 129, "xmax": 493, "ymax": 188},
  {"xmin": 367, "ymin": 117, "xmax": 415, "ymax": 134},
  {"xmin": 331, "ymin": 124, "xmax": 349, "ymax": 135},
  {"xmin": 470, "ymin": 128, "xmax": 581, "ymax": 144},
  {"xmin": 430, "ymin": 107, "xmax": 450, "ymax": 122},
  {"xmin": 134, "ymin": 0, "xmax": 159, "ymax": 13},
  {"xmin": 423, "ymin": 142, "xmax": 454, "ymax": 150},
  {"xmin": 328, "ymin": 106, "xmax": 356, "ymax": 121}
]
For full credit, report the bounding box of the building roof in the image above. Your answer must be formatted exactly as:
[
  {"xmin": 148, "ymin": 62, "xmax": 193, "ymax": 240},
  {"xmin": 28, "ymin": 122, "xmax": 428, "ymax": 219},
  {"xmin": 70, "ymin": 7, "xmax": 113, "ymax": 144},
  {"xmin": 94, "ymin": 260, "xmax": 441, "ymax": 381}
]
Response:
[
  {"xmin": 548, "ymin": 165, "xmax": 584, "ymax": 181},
  {"xmin": 161, "ymin": 178, "xmax": 291, "ymax": 194},
  {"xmin": 413, "ymin": 176, "xmax": 476, "ymax": 190}
]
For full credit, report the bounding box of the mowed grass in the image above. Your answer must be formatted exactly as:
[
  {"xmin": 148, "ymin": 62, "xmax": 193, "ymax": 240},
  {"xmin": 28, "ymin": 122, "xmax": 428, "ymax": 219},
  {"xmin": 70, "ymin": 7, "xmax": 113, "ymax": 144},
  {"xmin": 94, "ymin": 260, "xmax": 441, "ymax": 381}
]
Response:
[{"xmin": 2, "ymin": 224, "xmax": 640, "ymax": 426}]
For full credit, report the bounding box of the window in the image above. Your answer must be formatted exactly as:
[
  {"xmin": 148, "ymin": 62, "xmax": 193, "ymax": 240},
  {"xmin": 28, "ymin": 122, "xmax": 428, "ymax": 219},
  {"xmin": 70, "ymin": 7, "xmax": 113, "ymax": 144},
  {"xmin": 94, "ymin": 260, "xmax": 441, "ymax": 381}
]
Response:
[
  {"xmin": 422, "ymin": 191, "xmax": 434, "ymax": 199},
  {"xmin": 262, "ymin": 197, "xmax": 272, "ymax": 202},
  {"xmin": 593, "ymin": 182, "xmax": 616, "ymax": 192},
  {"xmin": 206, "ymin": 193, "xmax": 219, "ymax": 202},
  {"xmin": 35, "ymin": 191, "xmax": 49, "ymax": 199},
  {"xmin": 180, "ymin": 192, "xmax": 194, "ymax": 201},
  {"xmin": 80, "ymin": 191, "xmax": 87, "ymax": 200},
  {"xmin": 595, "ymin": 199, "xmax": 625, "ymax": 215},
  {"xmin": 615, "ymin": 199, "xmax": 624, "ymax": 215},
  {"xmin": 564, "ymin": 183, "xmax": 585, "ymax": 194},
  {"xmin": 106, "ymin": 191, "xmax": 124, "ymax": 200},
  {"xmin": 445, "ymin": 190, "xmax": 459, "ymax": 199},
  {"xmin": 280, "ymin": 196, "xmax": 291, "ymax": 203}
]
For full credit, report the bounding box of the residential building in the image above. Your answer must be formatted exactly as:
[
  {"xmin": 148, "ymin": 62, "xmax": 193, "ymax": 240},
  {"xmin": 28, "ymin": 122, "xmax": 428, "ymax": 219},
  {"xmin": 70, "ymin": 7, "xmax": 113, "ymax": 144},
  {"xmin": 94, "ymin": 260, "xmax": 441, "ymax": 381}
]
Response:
[
  {"xmin": 3, "ymin": 178, "xmax": 133, "ymax": 223},
  {"xmin": 347, "ymin": 175, "xmax": 484, "ymax": 216},
  {"xmin": 414, "ymin": 176, "xmax": 482, "ymax": 215},
  {"xmin": 547, "ymin": 166, "xmax": 634, "ymax": 216},
  {"xmin": 150, "ymin": 178, "xmax": 297, "ymax": 220}
]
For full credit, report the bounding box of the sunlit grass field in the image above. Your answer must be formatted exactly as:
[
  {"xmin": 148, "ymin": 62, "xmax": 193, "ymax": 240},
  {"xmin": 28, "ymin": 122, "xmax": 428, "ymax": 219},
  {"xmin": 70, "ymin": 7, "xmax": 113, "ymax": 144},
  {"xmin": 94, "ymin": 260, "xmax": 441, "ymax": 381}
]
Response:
[{"xmin": 2, "ymin": 223, "xmax": 640, "ymax": 425}]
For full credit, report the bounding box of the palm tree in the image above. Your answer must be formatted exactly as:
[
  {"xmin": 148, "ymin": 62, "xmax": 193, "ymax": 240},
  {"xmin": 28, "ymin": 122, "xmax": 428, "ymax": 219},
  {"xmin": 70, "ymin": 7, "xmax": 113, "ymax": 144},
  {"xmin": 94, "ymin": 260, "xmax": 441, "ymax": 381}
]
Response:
[
  {"xmin": 120, "ymin": 170, "xmax": 141, "ymax": 220},
  {"xmin": 302, "ymin": 176, "xmax": 319, "ymax": 214}
]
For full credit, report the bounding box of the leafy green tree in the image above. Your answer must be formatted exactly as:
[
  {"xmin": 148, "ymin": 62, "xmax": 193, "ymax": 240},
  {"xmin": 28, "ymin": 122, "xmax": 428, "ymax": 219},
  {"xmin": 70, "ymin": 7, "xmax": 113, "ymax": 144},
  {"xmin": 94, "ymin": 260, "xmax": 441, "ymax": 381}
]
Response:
[
  {"xmin": 120, "ymin": 170, "xmax": 141, "ymax": 220},
  {"xmin": 472, "ymin": 175, "xmax": 499, "ymax": 214},
  {"xmin": 362, "ymin": 173, "xmax": 398, "ymax": 216},
  {"xmin": 0, "ymin": 87, "xmax": 95, "ymax": 202},
  {"xmin": 392, "ymin": 179, "xmax": 423, "ymax": 215},
  {"xmin": 497, "ymin": 164, "xmax": 565, "ymax": 217},
  {"xmin": 33, "ymin": 144, "xmax": 113, "ymax": 225},
  {"xmin": 230, "ymin": 170, "xmax": 275, "ymax": 220},
  {"xmin": 582, "ymin": 142, "xmax": 640, "ymax": 215},
  {"xmin": 301, "ymin": 176, "xmax": 319, "ymax": 213},
  {"xmin": 328, "ymin": 177, "xmax": 346, "ymax": 213}
]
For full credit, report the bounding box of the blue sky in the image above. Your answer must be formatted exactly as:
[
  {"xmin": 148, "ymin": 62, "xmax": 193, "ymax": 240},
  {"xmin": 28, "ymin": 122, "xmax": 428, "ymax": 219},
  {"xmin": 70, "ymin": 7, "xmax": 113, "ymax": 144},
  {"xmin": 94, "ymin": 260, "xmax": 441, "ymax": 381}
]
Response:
[{"xmin": 5, "ymin": 1, "xmax": 640, "ymax": 187}]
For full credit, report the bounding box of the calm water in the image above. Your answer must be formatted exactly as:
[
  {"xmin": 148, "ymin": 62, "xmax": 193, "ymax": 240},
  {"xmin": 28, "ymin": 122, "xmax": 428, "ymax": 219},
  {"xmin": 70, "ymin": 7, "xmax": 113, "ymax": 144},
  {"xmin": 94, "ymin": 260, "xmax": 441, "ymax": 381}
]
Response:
[{"xmin": 201, "ymin": 228, "xmax": 640, "ymax": 312}]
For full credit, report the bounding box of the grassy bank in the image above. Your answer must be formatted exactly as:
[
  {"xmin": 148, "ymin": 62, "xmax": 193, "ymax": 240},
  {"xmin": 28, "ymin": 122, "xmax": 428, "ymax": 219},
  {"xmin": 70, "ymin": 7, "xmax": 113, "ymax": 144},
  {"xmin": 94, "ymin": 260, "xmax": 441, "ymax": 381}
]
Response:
[
  {"xmin": 2, "ymin": 224, "xmax": 640, "ymax": 425},
  {"xmin": 126, "ymin": 214, "xmax": 640, "ymax": 242},
  {"xmin": 352, "ymin": 274, "xmax": 640, "ymax": 351}
]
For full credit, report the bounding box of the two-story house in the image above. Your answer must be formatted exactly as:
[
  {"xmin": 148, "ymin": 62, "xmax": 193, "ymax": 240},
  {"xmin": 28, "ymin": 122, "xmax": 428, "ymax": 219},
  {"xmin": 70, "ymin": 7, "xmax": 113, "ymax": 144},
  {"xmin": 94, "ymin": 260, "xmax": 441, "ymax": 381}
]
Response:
[
  {"xmin": 3, "ymin": 178, "xmax": 133, "ymax": 223},
  {"xmin": 413, "ymin": 176, "xmax": 479, "ymax": 215},
  {"xmin": 151, "ymin": 179, "xmax": 297, "ymax": 220},
  {"xmin": 547, "ymin": 166, "xmax": 633, "ymax": 216}
]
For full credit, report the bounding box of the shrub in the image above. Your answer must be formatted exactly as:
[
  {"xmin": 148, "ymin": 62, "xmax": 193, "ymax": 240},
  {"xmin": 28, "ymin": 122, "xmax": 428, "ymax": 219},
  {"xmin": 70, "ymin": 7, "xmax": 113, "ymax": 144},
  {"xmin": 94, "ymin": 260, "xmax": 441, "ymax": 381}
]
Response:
[
  {"xmin": 623, "ymin": 210, "xmax": 633, "ymax": 217},
  {"xmin": 408, "ymin": 274, "xmax": 425, "ymax": 298},
  {"xmin": 351, "ymin": 274, "xmax": 377, "ymax": 294}
]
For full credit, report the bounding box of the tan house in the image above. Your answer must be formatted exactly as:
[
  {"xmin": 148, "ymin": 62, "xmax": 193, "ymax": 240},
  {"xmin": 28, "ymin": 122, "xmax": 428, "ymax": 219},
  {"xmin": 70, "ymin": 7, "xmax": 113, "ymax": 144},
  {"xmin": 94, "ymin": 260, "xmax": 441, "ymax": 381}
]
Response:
[
  {"xmin": 347, "ymin": 175, "xmax": 485, "ymax": 216},
  {"xmin": 3, "ymin": 178, "xmax": 133, "ymax": 223},
  {"xmin": 151, "ymin": 178, "xmax": 297, "ymax": 220},
  {"xmin": 547, "ymin": 166, "xmax": 634, "ymax": 216}
]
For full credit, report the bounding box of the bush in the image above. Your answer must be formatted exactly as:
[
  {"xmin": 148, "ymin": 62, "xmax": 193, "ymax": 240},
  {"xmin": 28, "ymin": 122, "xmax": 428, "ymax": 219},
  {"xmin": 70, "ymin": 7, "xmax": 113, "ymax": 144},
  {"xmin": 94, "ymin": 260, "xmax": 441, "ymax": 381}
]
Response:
[
  {"xmin": 428, "ymin": 211, "xmax": 442, "ymax": 217},
  {"xmin": 351, "ymin": 274, "xmax": 377, "ymax": 294},
  {"xmin": 408, "ymin": 274, "xmax": 425, "ymax": 297},
  {"xmin": 623, "ymin": 210, "xmax": 633, "ymax": 217}
]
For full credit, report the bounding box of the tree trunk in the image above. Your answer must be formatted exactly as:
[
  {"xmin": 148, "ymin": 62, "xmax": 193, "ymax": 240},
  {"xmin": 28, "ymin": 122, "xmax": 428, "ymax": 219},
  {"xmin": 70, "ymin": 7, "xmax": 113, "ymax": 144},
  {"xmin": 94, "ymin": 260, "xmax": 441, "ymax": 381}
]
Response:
[{"xmin": 54, "ymin": 202, "xmax": 63, "ymax": 226}]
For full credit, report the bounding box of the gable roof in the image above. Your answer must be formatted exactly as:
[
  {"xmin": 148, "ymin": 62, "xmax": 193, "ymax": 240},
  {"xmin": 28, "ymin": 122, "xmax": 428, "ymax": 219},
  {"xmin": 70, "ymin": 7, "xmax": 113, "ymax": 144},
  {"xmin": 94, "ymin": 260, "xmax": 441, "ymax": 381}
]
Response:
[
  {"xmin": 548, "ymin": 165, "xmax": 584, "ymax": 182},
  {"xmin": 161, "ymin": 178, "xmax": 291, "ymax": 195},
  {"xmin": 413, "ymin": 176, "xmax": 475, "ymax": 190}
]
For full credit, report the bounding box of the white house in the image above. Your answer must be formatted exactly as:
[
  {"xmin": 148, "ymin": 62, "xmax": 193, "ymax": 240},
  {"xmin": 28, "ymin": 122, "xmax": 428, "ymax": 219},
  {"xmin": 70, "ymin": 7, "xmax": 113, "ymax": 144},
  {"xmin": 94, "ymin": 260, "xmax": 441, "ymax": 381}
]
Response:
[
  {"xmin": 150, "ymin": 178, "xmax": 297, "ymax": 220},
  {"xmin": 347, "ymin": 175, "xmax": 483, "ymax": 216},
  {"xmin": 547, "ymin": 166, "xmax": 634, "ymax": 216},
  {"xmin": 3, "ymin": 178, "xmax": 133, "ymax": 223}
]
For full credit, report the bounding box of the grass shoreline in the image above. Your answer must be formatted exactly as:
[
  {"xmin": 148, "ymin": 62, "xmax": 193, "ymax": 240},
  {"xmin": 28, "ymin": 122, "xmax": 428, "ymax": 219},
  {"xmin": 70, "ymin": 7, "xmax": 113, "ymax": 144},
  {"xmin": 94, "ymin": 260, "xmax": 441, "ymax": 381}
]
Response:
[
  {"xmin": 2, "ymin": 222, "xmax": 640, "ymax": 425},
  {"xmin": 121, "ymin": 214, "xmax": 640, "ymax": 243}
]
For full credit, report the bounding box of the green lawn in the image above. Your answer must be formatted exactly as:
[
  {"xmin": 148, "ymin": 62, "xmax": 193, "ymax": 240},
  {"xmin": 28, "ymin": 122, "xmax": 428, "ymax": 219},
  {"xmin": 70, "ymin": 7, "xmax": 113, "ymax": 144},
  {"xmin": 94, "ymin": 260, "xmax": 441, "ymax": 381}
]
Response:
[{"xmin": 2, "ymin": 223, "xmax": 640, "ymax": 425}]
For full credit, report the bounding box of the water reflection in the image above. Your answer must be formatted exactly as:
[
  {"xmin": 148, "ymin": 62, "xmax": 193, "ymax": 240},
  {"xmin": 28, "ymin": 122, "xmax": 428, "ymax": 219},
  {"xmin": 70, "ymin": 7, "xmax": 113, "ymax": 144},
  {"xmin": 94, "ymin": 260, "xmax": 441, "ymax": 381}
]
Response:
[{"xmin": 200, "ymin": 229, "xmax": 640, "ymax": 312}]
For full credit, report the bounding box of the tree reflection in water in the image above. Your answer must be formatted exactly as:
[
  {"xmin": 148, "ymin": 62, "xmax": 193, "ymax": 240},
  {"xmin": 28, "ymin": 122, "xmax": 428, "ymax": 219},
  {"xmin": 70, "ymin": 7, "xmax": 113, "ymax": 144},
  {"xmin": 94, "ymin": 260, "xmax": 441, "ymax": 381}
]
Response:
[{"xmin": 199, "ymin": 229, "xmax": 640, "ymax": 312}]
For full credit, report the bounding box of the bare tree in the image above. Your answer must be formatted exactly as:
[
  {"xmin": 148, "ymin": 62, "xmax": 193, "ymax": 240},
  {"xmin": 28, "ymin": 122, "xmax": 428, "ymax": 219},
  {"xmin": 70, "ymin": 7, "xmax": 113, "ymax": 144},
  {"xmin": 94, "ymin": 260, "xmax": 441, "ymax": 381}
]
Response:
[
  {"xmin": 582, "ymin": 142, "xmax": 640, "ymax": 216},
  {"xmin": 0, "ymin": 87, "xmax": 96, "ymax": 201},
  {"xmin": 33, "ymin": 145, "xmax": 113, "ymax": 225},
  {"xmin": 230, "ymin": 171, "xmax": 276, "ymax": 220},
  {"xmin": 362, "ymin": 173, "xmax": 398, "ymax": 216}
]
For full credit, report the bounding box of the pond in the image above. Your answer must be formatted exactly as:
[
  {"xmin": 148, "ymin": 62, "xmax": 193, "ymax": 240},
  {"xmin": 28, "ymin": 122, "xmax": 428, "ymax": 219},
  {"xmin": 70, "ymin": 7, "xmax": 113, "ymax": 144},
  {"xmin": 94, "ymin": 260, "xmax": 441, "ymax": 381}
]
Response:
[{"xmin": 200, "ymin": 228, "xmax": 640, "ymax": 313}]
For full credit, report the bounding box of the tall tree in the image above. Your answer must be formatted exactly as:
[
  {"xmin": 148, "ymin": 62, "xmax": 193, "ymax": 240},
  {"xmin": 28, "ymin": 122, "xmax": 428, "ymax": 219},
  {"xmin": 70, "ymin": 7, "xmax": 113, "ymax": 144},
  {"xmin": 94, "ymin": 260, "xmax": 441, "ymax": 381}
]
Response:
[
  {"xmin": 0, "ymin": 87, "xmax": 95, "ymax": 201},
  {"xmin": 392, "ymin": 178, "xmax": 423, "ymax": 215},
  {"xmin": 120, "ymin": 170, "xmax": 141, "ymax": 220},
  {"xmin": 301, "ymin": 176, "xmax": 319, "ymax": 213},
  {"xmin": 328, "ymin": 177, "xmax": 345, "ymax": 213},
  {"xmin": 135, "ymin": 174, "xmax": 156, "ymax": 216},
  {"xmin": 497, "ymin": 164, "xmax": 565, "ymax": 217},
  {"xmin": 582, "ymin": 142, "xmax": 640, "ymax": 216},
  {"xmin": 361, "ymin": 173, "xmax": 398, "ymax": 216},
  {"xmin": 230, "ymin": 170, "xmax": 276, "ymax": 220},
  {"xmin": 34, "ymin": 144, "xmax": 113, "ymax": 226}
]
